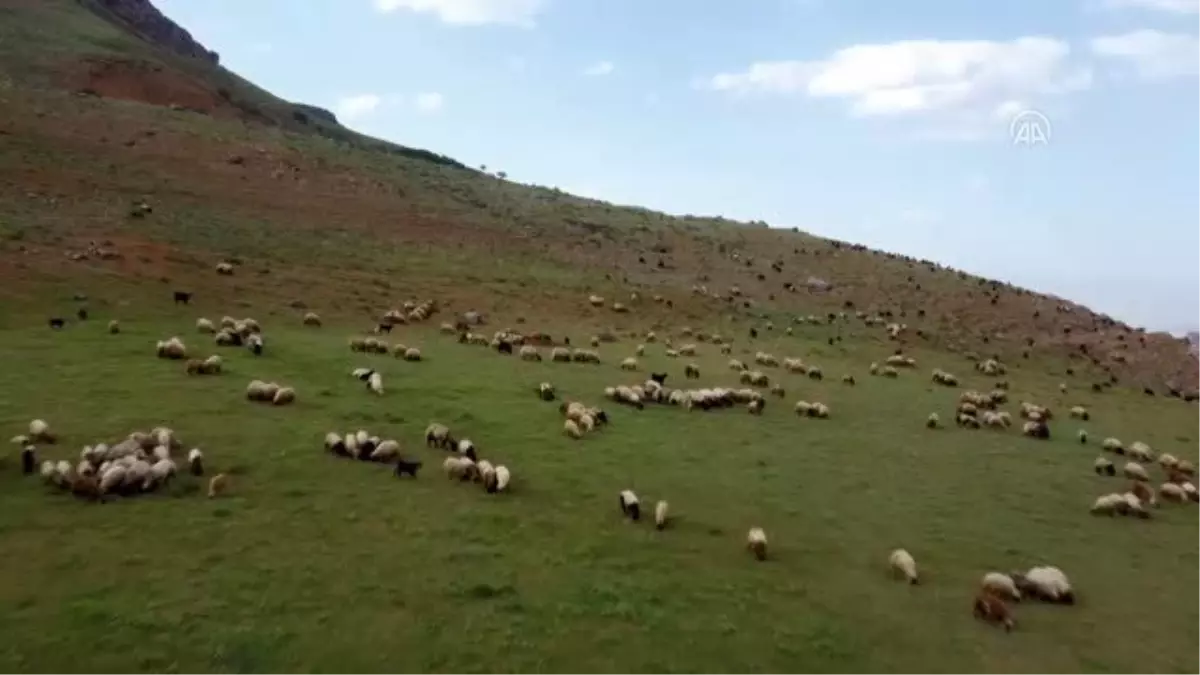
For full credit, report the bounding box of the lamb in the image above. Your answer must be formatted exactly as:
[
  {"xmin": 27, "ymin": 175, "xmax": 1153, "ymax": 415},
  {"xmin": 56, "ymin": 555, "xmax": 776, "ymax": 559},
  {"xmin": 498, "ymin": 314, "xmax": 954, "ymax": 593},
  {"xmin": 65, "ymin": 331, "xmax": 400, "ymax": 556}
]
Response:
[
  {"xmin": 619, "ymin": 490, "xmax": 640, "ymax": 521},
  {"xmin": 108, "ymin": 319, "xmax": 120, "ymax": 334},
  {"xmin": 1183, "ymin": 482, "xmax": 1198, "ymax": 502},
  {"xmin": 1011, "ymin": 566, "xmax": 1074, "ymax": 604},
  {"xmin": 537, "ymin": 382, "xmax": 556, "ymax": 401},
  {"xmin": 926, "ymin": 412, "xmax": 940, "ymax": 429},
  {"xmin": 208, "ymin": 473, "xmax": 228, "ymax": 498},
  {"xmin": 654, "ymin": 500, "xmax": 670, "ymax": 530},
  {"xmin": 272, "ymin": 387, "xmax": 296, "ymax": 406},
  {"xmin": 973, "ymin": 591, "xmax": 1015, "ymax": 631},
  {"xmin": 367, "ymin": 371, "xmax": 384, "ymax": 395},
  {"xmin": 477, "ymin": 460, "xmax": 497, "ymax": 490},
  {"xmin": 981, "ymin": 572, "xmax": 1021, "ymax": 602},
  {"xmin": 888, "ymin": 548, "xmax": 919, "ymax": 584},
  {"xmin": 746, "ymin": 527, "xmax": 768, "ymax": 561},
  {"xmin": 187, "ymin": 448, "xmax": 204, "ymax": 476},
  {"xmin": 1093, "ymin": 457, "xmax": 1115, "ymax": 476}
]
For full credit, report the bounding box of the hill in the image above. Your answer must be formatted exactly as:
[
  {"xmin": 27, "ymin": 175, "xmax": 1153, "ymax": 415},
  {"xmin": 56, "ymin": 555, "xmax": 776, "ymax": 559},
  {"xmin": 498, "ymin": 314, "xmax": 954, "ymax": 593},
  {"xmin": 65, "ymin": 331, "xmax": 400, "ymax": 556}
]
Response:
[{"xmin": 0, "ymin": 2, "xmax": 1196, "ymax": 672}]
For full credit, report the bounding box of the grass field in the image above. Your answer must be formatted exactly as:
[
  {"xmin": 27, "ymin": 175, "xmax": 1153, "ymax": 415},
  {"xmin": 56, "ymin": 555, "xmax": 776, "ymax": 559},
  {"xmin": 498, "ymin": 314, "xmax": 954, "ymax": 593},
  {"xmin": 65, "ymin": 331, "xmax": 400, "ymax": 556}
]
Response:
[{"xmin": 0, "ymin": 301, "xmax": 1195, "ymax": 674}]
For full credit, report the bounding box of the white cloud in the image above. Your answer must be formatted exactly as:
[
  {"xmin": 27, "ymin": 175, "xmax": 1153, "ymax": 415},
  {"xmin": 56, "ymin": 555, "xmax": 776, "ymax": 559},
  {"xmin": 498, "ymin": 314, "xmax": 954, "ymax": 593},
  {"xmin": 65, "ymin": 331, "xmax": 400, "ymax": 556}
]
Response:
[
  {"xmin": 1100, "ymin": 0, "xmax": 1199, "ymax": 13},
  {"xmin": 335, "ymin": 94, "xmax": 382, "ymax": 121},
  {"xmin": 702, "ymin": 37, "xmax": 1092, "ymax": 119},
  {"xmin": 583, "ymin": 61, "xmax": 615, "ymax": 76},
  {"xmin": 373, "ymin": 0, "xmax": 545, "ymax": 26},
  {"xmin": 1091, "ymin": 30, "xmax": 1200, "ymax": 79},
  {"xmin": 415, "ymin": 92, "xmax": 445, "ymax": 113}
]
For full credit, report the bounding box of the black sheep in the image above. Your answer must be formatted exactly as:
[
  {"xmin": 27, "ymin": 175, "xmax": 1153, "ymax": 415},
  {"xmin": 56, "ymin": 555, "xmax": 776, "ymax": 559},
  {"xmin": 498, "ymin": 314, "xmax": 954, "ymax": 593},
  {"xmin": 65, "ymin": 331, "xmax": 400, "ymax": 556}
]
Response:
[
  {"xmin": 394, "ymin": 457, "xmax": 422, "ymax": 478},
  {"xmin": 21, "ymin": 447, "xmax": 35, "ymax": 475},
  {"xmin": 497, "ymin": 340, "xmax": 513, "ymax": 354},
  {"xmin": 48, "ymin": 318, "xmax": 65, "ymax": 329},
  {"xmin": 650, "ymin": 372, "xmax": 668, "ymax": 385},
  {"xmin": 76, "ymin": 307, "xmax": 88, "ymax": 321},
  {"xmin": 173, "ymin": 291, "xmax": 191, "ymax": 305}
]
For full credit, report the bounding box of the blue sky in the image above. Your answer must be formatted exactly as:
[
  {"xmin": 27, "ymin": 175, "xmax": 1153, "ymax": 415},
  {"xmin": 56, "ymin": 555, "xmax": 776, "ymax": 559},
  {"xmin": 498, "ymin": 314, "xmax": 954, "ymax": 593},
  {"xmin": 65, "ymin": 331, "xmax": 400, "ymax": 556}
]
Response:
[{"xmin": 157, "ymin": 0, "xmax": 1199, "ymax": 333}]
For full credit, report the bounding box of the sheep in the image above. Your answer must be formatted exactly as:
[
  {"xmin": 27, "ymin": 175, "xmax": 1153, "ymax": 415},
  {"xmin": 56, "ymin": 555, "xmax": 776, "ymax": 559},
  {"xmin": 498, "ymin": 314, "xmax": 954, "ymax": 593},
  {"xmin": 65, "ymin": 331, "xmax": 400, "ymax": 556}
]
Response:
[
  {"xmin": 29, "ymin": 419, "xmax": 55, "ymax": 444},
  {"xmin": 208, "ymin": 473, "xmax": 228, "ymax": 498},
  {"xmin": 931, "ymin": 369, "xmax": 958, "ymax": 387},
  {"xmin": 1069, "ymin": 406, "xmax": 1089, "ymax": 421},
  {"xmin": 107, "ymin": 319, "xmax": 120, "ymax": 334},
  {"xmin": 196, "ymin": 318, "xmax": 216, "ymax": 334},
  {"xmin": 1158, "ymin": 453, "xmax": 1179, "ymax": 470},
  {"xmin": 620, "ymin": 357, "xmax": 639, "ymax": 371},
  {"xmin": 746, "ymin": 527, "xmax": 768, "ymax": 561},
  {"xmin": 216, "ymin": 261, "xmax": 234, "ymax": 275},
  {"xmin": 20, "ymin": 445, "xmax": 35, "ymax": 475},
  {"xmin": 888, "ymin": 548, "xmax": 919, "ymax": 584},
  {"xmin": 1123, "ymin": 462, "xmax": 1149, "ymax": 482},
  {"xmin": 393, "ymin": 454, "xmax": 422, "ymax": 478},
  {"xmin": 371, "ymin": 440, "xmax": 401, "ymax": 463},
  {"xmin": 272, "ymin": 387, "xmax": 296, "ymax": 406},
  {"xmin": 187, "ymin": 448, "xmax": 204, "ymax": 476},
  {"xmin": 403, "ymin": 347, "xmax": 422, "ymax": 361},
  {"xmin": 1159, "ymin": 482, "xmax": 1187, "ymax": 503},
  {"xmin": 926, "ymin": 413, "xmax": 940, "ymax": 429},
  {"xmin": 981, "ymin": 572, "xmax": 1021, "ymax": 602},
  {"xmin": 1021, "ymin": 421, "xmax": 1050, "ymax": 440},
  {"xmin": 882, "ymin": 366, "xmax": 899, "ymax": 378},
  {"xmin": 1012, "ymin": 566, "xmax": 1075, "ymax": 605},
  {"xmin": 564, "ymin": 419, "xmax": 583, "ymax": 439},
  {"xmin": 1128, "ymin": 441, "xmax": 1153, "ymax": 463},
  {"xmin": 973, "ymin": 591, "xmax": 1015, "ymax": 632},
  {"xmin": 456, "ymin": 439, "xmax": 478, "ymax": 462},
  {"xmin": 246, "ymin": 380, "xmax": 269, "ymax": 401},
  {"xmin": 518, "ymin": 345, "xmax": 542, "ymax": 362},
  {"xmin": 155, "ymin": 337, "xmax": 188, "ymax": 360},
  {"xmin": 425, "ymin": 423, "xmax": 455, "ymax": 450},
  {"xmin": 367, "ymin": 371, "xmax": 384, "ymax": 396},
  {"xmin": 747, "ymin": 398, "xmax": 765, "ymax": 415},
  {"xmin": 247, "ymin": 333, "xmax": 264, "ymax": 356},
  {"xmin": 1122, "ymin": 491, "xmax": 1152, "ymax": 518},
  {"xmin": 99, "ymin": 464, "xmax": 126, "ymax": 496},
  {"xmin": 1183, "ymin": 482, "xmax": 1198, "ymax": 502},
  {"xmin": 442, "ymin": 456, "xmax": 475, "ymax": 481},
  {"xmin": 1102, "ymin": 437, "xmax": 1124, "ymax": 455},
  {"xmin": 807, "ymin": 367, "xmax": 823, "ymax": 381},
  {"xmin": 684, "ymin": 363, "xmax": 700, "ymax": 379},
  {"xmin": 842, "ymin": 374, "xmax": 855, "ymax": 386},
  {"xmin": 493, "ymin": 465, "xmax": 511, "ymax": 492},
  {"xmin": 619, "ymin": 490, "xmax": 640, "ymax": 521},
  {"xmin": 536, "ymin": 382, "xmax": 556, "ymax": 401},
  {"xmin": 1091, "ymin": 492, "xmax": 1126, "ymax": 515},
  {"xmin": 1093, "ymin": 457, "xmax": 1115, "ymax": 476},
  {"xmin": 654, "ymin": 500, "xmax": 670, "ymax": 530}
]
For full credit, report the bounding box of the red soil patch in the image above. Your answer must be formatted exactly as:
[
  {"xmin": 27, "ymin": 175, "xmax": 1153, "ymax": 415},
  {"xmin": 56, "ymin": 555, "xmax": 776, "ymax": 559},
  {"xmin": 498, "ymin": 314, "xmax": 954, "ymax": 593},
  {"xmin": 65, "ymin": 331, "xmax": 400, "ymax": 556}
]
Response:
[{"xmin": 66, "ymin": 57, "xmax": 233, "ymax": 117}]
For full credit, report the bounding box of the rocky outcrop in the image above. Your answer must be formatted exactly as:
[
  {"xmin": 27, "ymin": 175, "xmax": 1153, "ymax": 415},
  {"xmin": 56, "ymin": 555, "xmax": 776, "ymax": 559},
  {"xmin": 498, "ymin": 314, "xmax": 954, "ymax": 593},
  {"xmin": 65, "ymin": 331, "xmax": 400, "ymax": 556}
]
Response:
[{"xmin": 81, "ymin": 0, "xmax": 219, "ymax": 65}]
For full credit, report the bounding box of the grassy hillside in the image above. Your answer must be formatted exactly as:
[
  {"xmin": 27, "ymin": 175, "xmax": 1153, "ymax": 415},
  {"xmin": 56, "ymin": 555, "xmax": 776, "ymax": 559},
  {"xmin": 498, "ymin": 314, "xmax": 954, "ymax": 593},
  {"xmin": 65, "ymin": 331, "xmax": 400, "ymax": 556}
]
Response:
[{"xmin": 0, "ymin": 1, "xmax": 1196, "ymax": 672}]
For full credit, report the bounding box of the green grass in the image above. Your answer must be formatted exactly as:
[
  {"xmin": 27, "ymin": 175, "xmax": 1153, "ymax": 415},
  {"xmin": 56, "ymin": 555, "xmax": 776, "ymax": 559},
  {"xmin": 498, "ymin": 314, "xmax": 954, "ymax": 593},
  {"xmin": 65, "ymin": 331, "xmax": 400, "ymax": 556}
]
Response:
[{"xmin": 0, "ymin": 304, "xmax": 1195, "ymax": 673}]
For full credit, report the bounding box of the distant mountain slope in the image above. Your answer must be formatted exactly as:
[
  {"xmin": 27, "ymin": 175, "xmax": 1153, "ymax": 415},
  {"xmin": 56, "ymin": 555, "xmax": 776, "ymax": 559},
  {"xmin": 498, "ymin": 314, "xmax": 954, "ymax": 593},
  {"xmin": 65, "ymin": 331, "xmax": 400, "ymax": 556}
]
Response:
[{"xmin": 0, "ymin": 0, "xmax": 1195, "ymax": 394}]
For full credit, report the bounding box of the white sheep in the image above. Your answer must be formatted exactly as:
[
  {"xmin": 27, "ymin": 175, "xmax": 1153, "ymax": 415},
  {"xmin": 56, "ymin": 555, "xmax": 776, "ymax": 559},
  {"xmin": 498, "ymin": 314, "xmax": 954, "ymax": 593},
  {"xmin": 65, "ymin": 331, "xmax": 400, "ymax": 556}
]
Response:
[
  {"xmin": 981, "ymin": 572, "xmax": 1020, "ymax": 602},
  {"xmin": 654, "ymin": 500, "xmax": 670, "ymax": 530},
  {"xmin": 889, "ymin": 548, "xmax": 919, "ymax": 584},
  {"xmin": 1013, "ymin": 566, "xmax": 1074, "ymax": 604},
  {"xmin": 367, "ymin": 371, "xmax": 384, "ymax": 395},
  {"xmin": 29, "ymin": 419, "xmax": 55, "ymax": 444},
  {"xmin": 564, "ymin": 419, "xmax": 583, "ymax": 440},
  {"xmin": 1123, "ymin": 462, "xmax": 1149, "ymax": 482},
  {"xmin": 187, "ymin": 448, "xmax": 204, "ymax": 476},
  {"xmin": 1159, "ymin": 482, "xmax": 1187, "ymax": 503},
  {"xmin": 1093, "ymin": 457, "xmax": 1115, "ymax": 476},
  {"xmin": 493, "ymin": 465, "xmax": 511, "ymax": 493},
  {"xmin": 746, "ymin": 527, "xmax": 768, "ymax": 561},
  {"xmin": 1091, "ymin": 493, "xmax": 1125, "ymax": 516},
  {"xmin": 272, "ymin": 386, "xmax": 296, "ymax": 406},
  {"xmin": 196, "ymin": 318, "xmax": 216, "ymax": 333},
  {"xmin": 620, "ymin": 357, "xmax": 639, "ymax": 371}
]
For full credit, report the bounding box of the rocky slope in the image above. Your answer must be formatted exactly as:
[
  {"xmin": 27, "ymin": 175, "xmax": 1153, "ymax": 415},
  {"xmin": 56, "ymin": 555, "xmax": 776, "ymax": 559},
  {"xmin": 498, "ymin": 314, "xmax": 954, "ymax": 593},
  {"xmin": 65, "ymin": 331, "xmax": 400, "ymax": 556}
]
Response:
[{"xmin": 82, "ymin": 0, "xmax": 219, "ymax": 64}]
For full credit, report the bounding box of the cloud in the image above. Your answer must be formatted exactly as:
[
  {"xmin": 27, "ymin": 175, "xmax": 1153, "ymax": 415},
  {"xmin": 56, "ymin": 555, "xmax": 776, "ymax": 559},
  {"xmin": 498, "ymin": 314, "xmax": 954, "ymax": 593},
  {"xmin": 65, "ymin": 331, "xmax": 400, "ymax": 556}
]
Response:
[
  {"xmin": 415, "ymin": 92, "xmax": 445, "ymax": 113},
  {"xmin": 1099, "ymin": 0, "xmax": 1199, "ymax": 13},
  {"xmin": 583, "ymin": 61, "xmax": 615, "ymax": 76},
  {"xmin": 373, "ymin": 0, "xmax": 546, "ymax": 26},
  {"xmin": 1091, "ymin": 30, "xmax": 1200, "ymax": 79},
  {"xmin": 702, "ymin": 37, "xmax": 1092, "ymax": 119},
  {"xmin": 335, "ymin": 94, "xmax": 382, "ymax": 121}
]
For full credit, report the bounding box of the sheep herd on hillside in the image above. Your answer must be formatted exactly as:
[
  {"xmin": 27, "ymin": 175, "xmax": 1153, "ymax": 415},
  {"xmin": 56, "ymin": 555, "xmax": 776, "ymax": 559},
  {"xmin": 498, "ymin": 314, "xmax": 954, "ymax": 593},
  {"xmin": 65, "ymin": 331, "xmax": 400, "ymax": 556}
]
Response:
[{"xmin": 12, "ymin": 284, "xmax": 1199, "ymax": 637}]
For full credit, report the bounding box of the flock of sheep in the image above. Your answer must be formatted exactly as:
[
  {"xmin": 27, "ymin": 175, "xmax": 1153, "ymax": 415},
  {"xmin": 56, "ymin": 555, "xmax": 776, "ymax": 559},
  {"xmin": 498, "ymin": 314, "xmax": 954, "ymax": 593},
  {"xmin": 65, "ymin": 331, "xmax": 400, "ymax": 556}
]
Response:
[{"xmin": 15, "ymin": 283, "xmax": 1197, "ymax": 640}]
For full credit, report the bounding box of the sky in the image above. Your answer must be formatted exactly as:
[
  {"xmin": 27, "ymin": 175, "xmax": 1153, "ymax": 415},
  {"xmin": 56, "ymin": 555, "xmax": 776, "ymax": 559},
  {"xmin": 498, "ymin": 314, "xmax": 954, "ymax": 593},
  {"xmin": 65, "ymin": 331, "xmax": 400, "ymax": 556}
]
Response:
[{"xmin": 156, "ymin": 0, "xmax": 1200, "ymax": 333}]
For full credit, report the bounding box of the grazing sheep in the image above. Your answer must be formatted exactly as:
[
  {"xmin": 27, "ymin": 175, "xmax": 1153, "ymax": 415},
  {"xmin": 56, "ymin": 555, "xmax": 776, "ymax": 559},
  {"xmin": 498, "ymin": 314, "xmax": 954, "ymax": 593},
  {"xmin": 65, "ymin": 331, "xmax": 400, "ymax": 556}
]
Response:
[
  {"xmin": 371, "ymin": 440, "xmax": 401, "ymax": 463},
  {"xmin": 456, "ymin": 439, "xmax": 478, "ymax": 462},
  {"xmin": 425, "ymin": 423, "xmax": 455, "ymax": 450},
  {"xmin": 926, "ymin": 413, "xmax": 940, "ymax": 429},
  {"xmin": 1102, "ymin": 437, "xmax": 1124, "ymax": 455},
  {"xmin": 619, "ymin": 490, "xmax": 640, "ymax": 521},
  {"xmin": 620, "ymin": 357, "xmax": 639, "ymax": 371},
  {"xmin": 654, "ymin": 500, "xmax": 670, "ymax": 530},
  {"xmin": 1122, "ymin": 492, "xmax": 1152, "ymax": 519},
  {"xmin": 769, "ymin": 383, "xmax": 786, "ymax": 398},
  {"xmin": 748, "ymin": 398, "xmax": 765, "ymax": 415},
  {"xmin": 493, "ymin": 465, "xmax": 511, "ymax": 492},
  {"xmin": 216, "ymin": 262, "xmax": 234, "ymax": 275},
  {"xmin": 393, "ymin": 454, "xmax": 422, "ymax": 478},
  {"xmin": 1091, "ymin": 492, "xmax": 1126, "ymax": 516},
  {"xmin": 746, "ymin": 527, "xmax": 768, "ymax": 561},
  {"xmin": 564, "ymin": 419, "xmax": 583, "ymax": 439},
  {"xmin": 156, "ymin": 337, "xmax": 188, "ymax": 360},
  {"xmin": 367, "ymin": 371, "xmax": 384, "ymax": 396},
  {"xmin": 442, "ymin": 456, "xmax": 476, "ymax": 481},
  {"xmin": 519, "ymin": 345, "xmax": 542, "ymax": 361},
  {"xmin": 1159, "ymin": 482, "xmax": 1187, "ymax": 503},
  {"xmin": 973, "ymin": 591, "xmax": 1015, "ymax": 632},
  {"xmin": 1069, "ymin": 406, "xmax": 1090, "ymax": 421},
  {"xmin": 99, "ymin": 465, "xmax": 127, "ymax": 496},
  {"xmin": 888, "ymin": 549, "xmax": 919, "ymax": 584},
  {"xmin": 1021, "ymin": 421, "xmax": 1050, "ymax": 440},
  {"xmin": 684, "ymin": 363, "xmax": 700, "ymax": 379},
  {"xmin": 187, "ymin": 448, "xmax": 204, "ymax": 476},
  {"xmin": 1093, "ymin": 457, "xmax": 1115, "ymax": 476},
  {"xmin": 981, "ymin": 572, "xmax": 1021, "ymax": 602},
  {"xmin": 247, "ymin": 333, "xmax": 264, "ymax": 356},
  {"xmin": 107, "ymin": 319, "xmax": 120, "ymax": 334},
  {"xmin": 302, "ymin": 312, "xmax": 321, "ymax": 327},
  {"xmin": 1182, "ymin": 482, "xmax": 1198, "ymax": 502},
  {"xmin": 842, "ymin": 374, "xmax": 855, "ymax": 386},
  {"xmin": 1078, "ymin": 429, "xmax": 1088, "ymax": 445},
  {"xmin": 272, "ymin": 387, "xmax": 296, "ymax": 406},
  {"xmin": 29, "ymin": 419, "xmax": 55, "ymax": 444},
  {"xmin": 1123, "ymin": 462, "xmax": 1149, "ymax": 482},
  {"xmin": 208, "ymin": 473, "xmax": 228, "ymax": 498},
  {"xmin": 1128, "ymin": 441, "xmax": 1153, "ymax": 463},
  {"xmin": 403, "ymin": 347, "xmax": 422, "ymax": 361},
  {"xmin": 537, "ymin": 382, "xmax": 556, "ymax": 401},
  {"xmin": 1012, "ymin": 567, "xmax": 1075, "ymax": 605},
  {"xmin": 196, "ymin": 318, "xmax": 216, "ymax": 334}
]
